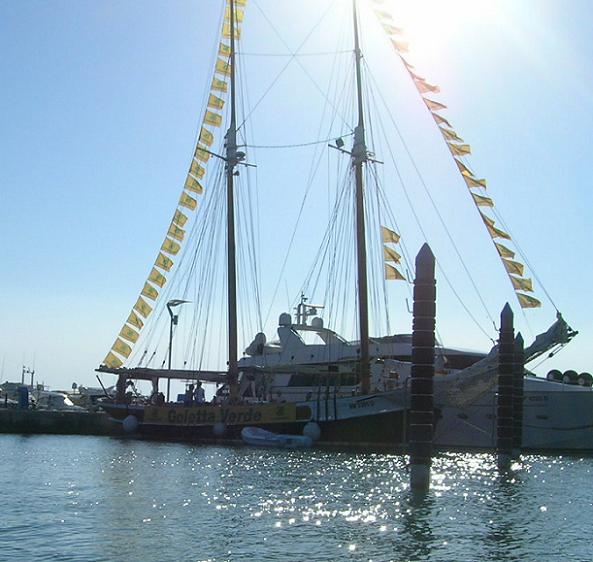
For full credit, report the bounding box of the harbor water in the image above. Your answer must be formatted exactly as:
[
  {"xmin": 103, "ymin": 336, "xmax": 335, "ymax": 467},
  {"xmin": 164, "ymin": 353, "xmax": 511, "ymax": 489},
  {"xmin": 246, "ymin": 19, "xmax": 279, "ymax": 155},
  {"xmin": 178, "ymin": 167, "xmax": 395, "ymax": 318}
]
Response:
[{"xmin": 1, "ymin": 435, "xmax": 591, "ymax": 561}]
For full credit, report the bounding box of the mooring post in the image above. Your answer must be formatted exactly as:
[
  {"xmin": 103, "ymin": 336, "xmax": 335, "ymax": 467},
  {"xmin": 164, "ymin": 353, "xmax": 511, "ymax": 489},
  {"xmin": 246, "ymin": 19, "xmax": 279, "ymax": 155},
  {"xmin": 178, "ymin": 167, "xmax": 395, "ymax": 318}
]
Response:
[
  {"xmin": 409, "ymin": 243, "xmax": 436, "ymax": 492},
  {"xmin": 512, "ymin": 333, "xmax": 525, "ymax": 459},
  {"xmin": 497, "ymin": 303, "xmax": 515, "ymax": 470}
]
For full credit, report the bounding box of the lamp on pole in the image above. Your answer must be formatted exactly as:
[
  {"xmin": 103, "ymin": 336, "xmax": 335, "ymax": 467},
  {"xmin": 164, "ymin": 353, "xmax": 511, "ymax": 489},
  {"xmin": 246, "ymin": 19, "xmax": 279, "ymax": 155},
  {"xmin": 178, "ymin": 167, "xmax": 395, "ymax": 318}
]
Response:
[{"xmin": 166, "ymin": 299, "xmax": 190, "ymax": 402}]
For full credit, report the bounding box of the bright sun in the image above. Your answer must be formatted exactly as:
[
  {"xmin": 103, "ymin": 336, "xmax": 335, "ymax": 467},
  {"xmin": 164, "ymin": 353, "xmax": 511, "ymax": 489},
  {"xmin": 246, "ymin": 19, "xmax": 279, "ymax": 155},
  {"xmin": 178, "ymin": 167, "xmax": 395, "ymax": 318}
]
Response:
[{"xmin": 382, "ymin": 0, "xmax": 500, "ymax": 57}]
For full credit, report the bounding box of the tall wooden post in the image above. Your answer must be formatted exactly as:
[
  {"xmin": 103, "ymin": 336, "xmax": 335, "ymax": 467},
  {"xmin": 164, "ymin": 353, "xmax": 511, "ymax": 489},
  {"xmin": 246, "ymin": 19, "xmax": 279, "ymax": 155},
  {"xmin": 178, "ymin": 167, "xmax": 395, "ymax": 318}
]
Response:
[
  {"xmin": 497, "ymin": 303, "xmax": 515, "ymax": 470},
  {"xmin": 512, "ymin": 333, "xmax": 525, "ymax": 459},
  {"xmin": 409, "ymin": 244, "xmax": 436, "ymax": 492}
]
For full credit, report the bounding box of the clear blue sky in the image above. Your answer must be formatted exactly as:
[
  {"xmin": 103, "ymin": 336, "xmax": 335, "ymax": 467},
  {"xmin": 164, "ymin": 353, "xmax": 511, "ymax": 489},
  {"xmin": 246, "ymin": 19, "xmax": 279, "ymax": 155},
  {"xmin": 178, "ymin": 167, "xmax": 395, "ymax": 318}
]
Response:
[{"xmin": 1, "ymin": 0, "xmax": 592, "ymax": 390}]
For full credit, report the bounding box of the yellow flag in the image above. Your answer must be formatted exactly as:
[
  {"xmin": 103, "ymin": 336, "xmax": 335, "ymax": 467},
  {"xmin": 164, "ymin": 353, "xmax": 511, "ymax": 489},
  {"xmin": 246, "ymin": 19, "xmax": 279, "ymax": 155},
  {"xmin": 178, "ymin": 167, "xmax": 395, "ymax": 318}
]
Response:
[
  {"xmin": 233, "ymin": 0, "xmax": 247, "ymax": 6},
  {"xmin": 148, "ymin": 268, "xmax": 167, "ymax": 288},
  {"xmin": 382, "ymin": 23, "xmax": 403, "ymax": 35},
  {"xmin": 207, "ymin": 94, "xmax": 225, "ymax": 111},
  {"xmin": 383, "ymin": 245, "xmax": 401, "ymax": 263},
  {"xmin": 194, "ymin": 146, "xmax": 210, "ymax": 163},
  {"xmin": 414, "ymin": 78, "xmax": 440, "ymax": 94},
  {"xmin": 173, "ymin": 209, "xmax": 188, "ymax": 228},
  {"xmin": 495, "ymin": 242, "xmax": 515, "ymax": 259},
  {"xmin": 224, "ymin": 6, "xmax": 245, "ymax": 22},
  {"xmin": 480, "ymin": 213, "xmax": 495, "ymax": 227},
  {"xmin": 471, "ymin": 193, "xmax": 493, "ymax": 207},
  {"xmin": 381, "ymin": 225, "xmax": 400, "ymax": 243},
  {"xmin": 385, "ymin": 263, "xmax": 406, "ymax": 280},
  {"xmin": 179, "ymin": 191, "xmax": 197, "ymax": 211},
  {"xmin": 454, "ymin": 158, "xmax": 473, "ymax": 176},
  {"xmin": 222, "ymin": 23, "xmax": 241, "ymax": 39},
  {"xmin": 103, "ymin": 351, "xmax": 123, "ymax": 369},
  {"xmin": 134, "ymin": 296, "xmax": 154, "ymax": 318},
  {"xmin": 161, "ymin": 237, "xmax": 181, "ymax": 256},
  {"xmin": 219, "ymin": 42, "xmax": 231, "ymax": 57},
  {"xmin": 486, "ymin": 222, "xmax": 511, "ymax": 240},
  {"xmin": 432, "ymin": 112, "xmax": 452, "ymax": 128},
  {"xmin": 190, "ymin": 160, "xmax": 205, "ymax": 179},
  {"xmin": 440, "ymin": 127, "xmax": 463, "ymax": 142},
  {"xmin": 199, "ymin": 127, "xmax": 214, "ymax": 146},
  {"xmin": 141, "ymin": 281, "xmax": 159, "ymax": 300},
  {"xmin": 112, "ymin": 338, "xmax": 132, "ymax": 358},
  {"xmin": 423, "ymin": 97, "xmax": 447, "ymax": 111},
  {"xmin": 204, "ymin": 111, "xmax": 222, "ymax": 128},
  {"xmin": 503, "ymin": 258, "xmax": 525, "ymax": 276},
  {"xmin": 167, "ymin": 223, "xmax": 185, "ymax": 242},
  {"xmin": 185, "ymin": 175, "xmax": 203, "ymax": 194},
  {"xmin": 155, "ymin": 252, "xmax": 174, "ymax": 272},
  {"xmin": 399, "ymin": 55, "xmax": 415, "ymax": 70},
  {"xmin": 127, "ymin": 310, "xmax": 144, "ymax": 330},
  {"xmin": 448, "ymin": 142, "xmax": 471, "ymax": 156},
  {"xmin": 374, "ymin": 10, "xmax": 393, "ymax": 22},
  {"xmin": 463, "ymin": 174, "xmax": 487, "ymax": 189},
  {"xmin": 391, "ymin": 39, "xmax": 409, "ymax": 52},
  {"xmin": 517, "ymin": 292, "xmax": 541, "ymax": 309},
  {"xmin": 119, "ymin": 324, "xmax": 140, "ymax": 343},
  {"xmin": 211, "ymin": 77, "xmax": 228, "ymax": 93},
  {"xmin": 510, "ymin": 276, "xmax": 533, "ymax": 292},
  {"xmin": 215, "ymin": 58, "xmax": 231, "ymax": 77}
]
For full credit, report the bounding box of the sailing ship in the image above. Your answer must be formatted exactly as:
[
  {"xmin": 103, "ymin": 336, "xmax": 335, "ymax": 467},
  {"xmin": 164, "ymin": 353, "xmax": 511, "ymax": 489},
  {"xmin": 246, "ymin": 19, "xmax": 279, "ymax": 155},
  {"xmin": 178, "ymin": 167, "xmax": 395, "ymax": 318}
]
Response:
[
  {"xmin": 98, "ymin": 0, "xmax": 413, "ymax": 447},
  {"xmin": 97, "ymin": 0, "xmax": 588, "ymax": 450}
]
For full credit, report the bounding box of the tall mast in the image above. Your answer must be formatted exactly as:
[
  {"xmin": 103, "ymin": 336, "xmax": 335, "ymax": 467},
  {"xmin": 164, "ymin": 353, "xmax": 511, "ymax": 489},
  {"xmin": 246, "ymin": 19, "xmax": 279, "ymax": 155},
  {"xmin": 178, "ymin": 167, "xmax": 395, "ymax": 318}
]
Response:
[
  {"xmin": 352, "ymin": 0, "xmax": 370, "ymax": 395},
  {"xmin": 226, "ymin": 0, "xmax": 239, "ymax": 399}
]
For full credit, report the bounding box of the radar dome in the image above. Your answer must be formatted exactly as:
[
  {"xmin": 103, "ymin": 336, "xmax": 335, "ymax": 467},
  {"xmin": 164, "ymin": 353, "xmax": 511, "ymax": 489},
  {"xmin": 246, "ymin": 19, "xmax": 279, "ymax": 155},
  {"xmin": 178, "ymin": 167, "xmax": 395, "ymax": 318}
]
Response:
[
  {"xmin": 311, "ymin": 317, "xmax": 324, "ymax": 329},
  {"xmin": 279, "ymin": 312, "xmax": 292, "ymax": 326}
]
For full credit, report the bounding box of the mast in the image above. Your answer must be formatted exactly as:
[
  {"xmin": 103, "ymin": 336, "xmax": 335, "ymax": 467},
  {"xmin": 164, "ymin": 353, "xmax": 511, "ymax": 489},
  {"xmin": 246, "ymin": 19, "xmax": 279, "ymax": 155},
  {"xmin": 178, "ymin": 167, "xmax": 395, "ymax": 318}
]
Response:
[
  {"xmin": 352, "ymin": 0, "xmax": 370, "ymax": 395},
  {"xmin": 226, "ymin": 0, "xmax": 239, "ymax": 399}
]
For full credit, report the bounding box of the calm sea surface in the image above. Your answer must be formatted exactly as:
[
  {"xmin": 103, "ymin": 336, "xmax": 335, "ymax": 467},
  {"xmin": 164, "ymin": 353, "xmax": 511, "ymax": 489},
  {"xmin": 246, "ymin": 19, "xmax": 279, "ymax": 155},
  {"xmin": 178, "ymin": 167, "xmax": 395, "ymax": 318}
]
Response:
[{"xmin": 0, "ymin": 435, "xmax": 591, "ymax": 562}]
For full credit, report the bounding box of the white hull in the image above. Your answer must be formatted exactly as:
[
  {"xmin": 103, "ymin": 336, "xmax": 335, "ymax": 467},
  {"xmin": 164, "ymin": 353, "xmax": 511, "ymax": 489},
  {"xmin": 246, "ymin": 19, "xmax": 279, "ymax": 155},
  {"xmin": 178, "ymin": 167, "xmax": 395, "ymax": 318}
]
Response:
[{"xmin": 435, "ymin": 381, "xmax": 593, "ymax": 451}]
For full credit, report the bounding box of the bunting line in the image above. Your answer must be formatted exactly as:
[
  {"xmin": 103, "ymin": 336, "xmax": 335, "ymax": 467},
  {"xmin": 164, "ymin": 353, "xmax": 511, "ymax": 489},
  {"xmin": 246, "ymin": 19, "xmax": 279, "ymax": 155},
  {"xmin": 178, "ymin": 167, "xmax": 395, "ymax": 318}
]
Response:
[
  {"xmin": 101, "ymin": 0, "xmax": 249, "ymax": 368},
  {"xmin": 370, "ymin": 0, "xmax": 541, "ymax": 309}
]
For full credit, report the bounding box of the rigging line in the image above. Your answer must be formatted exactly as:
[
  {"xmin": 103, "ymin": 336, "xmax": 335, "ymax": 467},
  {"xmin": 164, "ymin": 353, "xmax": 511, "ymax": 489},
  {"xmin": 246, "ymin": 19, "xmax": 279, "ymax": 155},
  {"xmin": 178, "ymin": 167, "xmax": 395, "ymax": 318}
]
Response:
[
  {"xmin": 295, "ymin": 51, "xmax": 355, "ymax": 312},
  {"xmin": 364, "ymin": 61, "xmax": 497, "ymax": 333},
  {"xmin": 262, "ymin": 21, "xmax": 353, "ymax": 329},
  {"xmin": 241, "ymin": 132, "xmax": 354, "ymax": 150},
  {"xmin": 367, "ymin": 165, "xmax": 393, "ymax": 335},
  {"xmin": 242, "ymin": 0, "xmax": 351, "ymax": 132},
  {"xmin": 238, "ymin": 49, "xmax": 351, "ymax": 57},
  {"xmin": 236, "ymin": 59, "xmax": 264, "ymax": 334}
]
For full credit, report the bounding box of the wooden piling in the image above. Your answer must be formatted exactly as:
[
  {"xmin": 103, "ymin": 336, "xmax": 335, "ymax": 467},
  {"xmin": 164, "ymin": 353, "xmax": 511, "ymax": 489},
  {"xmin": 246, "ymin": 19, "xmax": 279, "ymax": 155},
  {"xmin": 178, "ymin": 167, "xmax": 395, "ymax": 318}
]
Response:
[
  {"xmin": 497, "ymin": 303, "xmax": 515, "ymax": 470},
  {"xmin": 512, "ymin": 333, "xmax": 525, "ymax": 459},
  {"xmin": 409, "ymin": 244, "xmax": 436, "ymax": 492}
]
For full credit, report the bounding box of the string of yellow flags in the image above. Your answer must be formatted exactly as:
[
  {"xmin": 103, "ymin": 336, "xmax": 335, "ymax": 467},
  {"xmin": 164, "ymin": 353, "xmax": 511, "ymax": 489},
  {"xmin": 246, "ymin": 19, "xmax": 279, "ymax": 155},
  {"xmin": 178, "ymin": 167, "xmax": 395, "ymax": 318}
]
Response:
[
  {"xmin": 102, "ymin": 1, "xmax": 247, "ymax": 369},
  {"xmin": 370, "ymin": 0, "xmax": 540, "ymax": 310},
  {"xmin": 382, "ymin": 226, "xmax": 406, "ymax": 281}
]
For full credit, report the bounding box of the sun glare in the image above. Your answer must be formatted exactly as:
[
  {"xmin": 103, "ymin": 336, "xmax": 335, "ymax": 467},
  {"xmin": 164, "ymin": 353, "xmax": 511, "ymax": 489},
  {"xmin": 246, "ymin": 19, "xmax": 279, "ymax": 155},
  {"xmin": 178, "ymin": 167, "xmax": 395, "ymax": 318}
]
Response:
[{"xmin": 382, "ymin": 0, "xmax": 500, "ymax": 58}]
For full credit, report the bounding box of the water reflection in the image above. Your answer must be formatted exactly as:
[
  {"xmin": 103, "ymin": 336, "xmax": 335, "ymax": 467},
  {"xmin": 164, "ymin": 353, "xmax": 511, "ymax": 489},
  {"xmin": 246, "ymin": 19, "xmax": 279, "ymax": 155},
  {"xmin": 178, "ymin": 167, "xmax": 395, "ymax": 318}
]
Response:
[{"xmin": 1, "ymin": 436, "xmax": 592, "ymax": 561}]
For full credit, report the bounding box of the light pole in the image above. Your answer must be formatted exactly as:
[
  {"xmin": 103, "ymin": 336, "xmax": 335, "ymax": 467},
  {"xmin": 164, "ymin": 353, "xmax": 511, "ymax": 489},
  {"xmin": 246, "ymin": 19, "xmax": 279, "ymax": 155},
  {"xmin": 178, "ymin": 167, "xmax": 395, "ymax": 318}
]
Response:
[{"xmin": 166, "ymin": 299, "xmax": 190, "ymax": 402}]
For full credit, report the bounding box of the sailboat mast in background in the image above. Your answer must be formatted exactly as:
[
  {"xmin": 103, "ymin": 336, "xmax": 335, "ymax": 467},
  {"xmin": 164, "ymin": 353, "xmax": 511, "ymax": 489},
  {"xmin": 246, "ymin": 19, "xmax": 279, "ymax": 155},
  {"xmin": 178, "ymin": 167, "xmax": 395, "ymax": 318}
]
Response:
[
  {"xmin": 226, "ymin": 0, "xmax": 239, "ymax": 399},
  {"xmin": 352, "ymin": 0, "xmax": 370, "ymax": 395}
]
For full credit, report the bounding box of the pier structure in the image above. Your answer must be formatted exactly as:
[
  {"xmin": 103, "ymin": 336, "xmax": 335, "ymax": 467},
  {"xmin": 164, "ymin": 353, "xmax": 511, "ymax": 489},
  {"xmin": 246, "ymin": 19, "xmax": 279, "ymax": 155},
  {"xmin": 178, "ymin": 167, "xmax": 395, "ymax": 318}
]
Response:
[
  {"xmin": 512, "ymin": 333, "xmax": 525, "ymax": 459},
  {"xmin": 497, "ymin": 303, "xmax": 515, "ymax": 470},
  {"xmin": 409, "ymin": 244, "xmax": 436, "ymax": 492}
]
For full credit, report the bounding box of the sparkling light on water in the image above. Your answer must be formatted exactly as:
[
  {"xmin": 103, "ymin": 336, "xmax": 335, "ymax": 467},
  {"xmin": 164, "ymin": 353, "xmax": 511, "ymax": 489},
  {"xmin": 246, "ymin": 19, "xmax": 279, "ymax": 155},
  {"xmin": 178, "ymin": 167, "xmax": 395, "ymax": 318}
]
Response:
[{"xmin": 0, "ymin": 436, "xmax": 592, "ymax": 561}]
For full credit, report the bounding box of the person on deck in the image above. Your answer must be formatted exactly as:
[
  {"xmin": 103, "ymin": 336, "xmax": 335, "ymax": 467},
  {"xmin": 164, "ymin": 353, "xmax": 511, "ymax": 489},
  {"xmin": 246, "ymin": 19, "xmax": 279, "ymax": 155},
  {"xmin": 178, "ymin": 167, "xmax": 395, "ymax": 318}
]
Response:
[
  {"xmin": 194, "ymin": 381, "xmax": 205, "ymax": 404},
  {"xmin": 185, "ymin": 384, "xmax": 194, "ymax": 406}
]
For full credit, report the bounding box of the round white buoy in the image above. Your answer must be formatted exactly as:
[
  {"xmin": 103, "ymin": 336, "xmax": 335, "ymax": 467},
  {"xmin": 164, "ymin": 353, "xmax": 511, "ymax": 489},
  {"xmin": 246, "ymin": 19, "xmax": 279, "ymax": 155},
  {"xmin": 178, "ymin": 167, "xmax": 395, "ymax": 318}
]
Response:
[
  {"xmin": 303, "ymin": 421, "xmax": 321, "ymax": 441},
  {"xmin": 213, "ymin": 422, "xmax": 226, "ymax": 437},
  {"xmin": 122, "ymin": 415, "xmax": 139, "ymax": 433}
]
